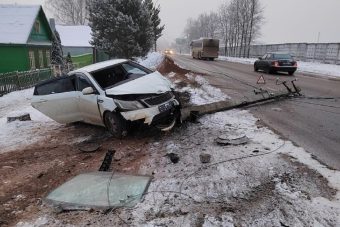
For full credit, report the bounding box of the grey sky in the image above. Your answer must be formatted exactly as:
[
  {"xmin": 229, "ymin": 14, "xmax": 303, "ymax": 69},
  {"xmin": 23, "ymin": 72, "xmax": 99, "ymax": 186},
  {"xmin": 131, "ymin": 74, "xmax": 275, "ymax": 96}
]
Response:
[{"xmin": 1, "ymin": 0, "xmax": 340, "ymax": 44}]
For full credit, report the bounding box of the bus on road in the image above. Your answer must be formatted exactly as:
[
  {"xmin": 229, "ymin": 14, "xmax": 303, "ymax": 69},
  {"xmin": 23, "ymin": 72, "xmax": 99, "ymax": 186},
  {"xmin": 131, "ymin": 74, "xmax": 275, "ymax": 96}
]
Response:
[{"xmin": 190, "ymin": 38, "xmax": 219, "ymax": 61}]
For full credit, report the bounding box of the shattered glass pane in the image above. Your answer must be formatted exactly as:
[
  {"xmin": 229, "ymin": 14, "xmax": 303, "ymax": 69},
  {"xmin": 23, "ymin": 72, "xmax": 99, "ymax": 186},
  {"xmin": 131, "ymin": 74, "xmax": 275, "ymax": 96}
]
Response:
[{"xmin": 46, "ymin": 172, "xmax": 151, "ymax": 210}]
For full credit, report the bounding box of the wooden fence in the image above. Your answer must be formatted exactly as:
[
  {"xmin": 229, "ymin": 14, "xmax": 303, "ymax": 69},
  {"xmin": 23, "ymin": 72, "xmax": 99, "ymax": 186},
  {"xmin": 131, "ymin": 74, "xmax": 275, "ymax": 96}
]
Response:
[{"xmin": 0, "ymin": 68, "xmax": 52, "ymax": 96}]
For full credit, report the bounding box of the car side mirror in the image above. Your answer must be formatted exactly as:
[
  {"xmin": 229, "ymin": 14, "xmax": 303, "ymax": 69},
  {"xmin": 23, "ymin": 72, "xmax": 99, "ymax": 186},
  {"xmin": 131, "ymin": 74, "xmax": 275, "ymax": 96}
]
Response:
[
  {"xmin": 82, "ymin": 87, "xmax": 94, "ymax": 95},
  {"xmin": 258, "ymin": 57, "xmax": 262, "ymax": 60}
]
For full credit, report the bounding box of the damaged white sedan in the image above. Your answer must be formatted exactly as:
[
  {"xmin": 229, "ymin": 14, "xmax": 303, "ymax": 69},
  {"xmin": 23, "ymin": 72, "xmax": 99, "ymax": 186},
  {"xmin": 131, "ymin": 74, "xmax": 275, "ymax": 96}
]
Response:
[{"xmin": 31, "ymin": 59, "xmax": 181, "ymax": 137}]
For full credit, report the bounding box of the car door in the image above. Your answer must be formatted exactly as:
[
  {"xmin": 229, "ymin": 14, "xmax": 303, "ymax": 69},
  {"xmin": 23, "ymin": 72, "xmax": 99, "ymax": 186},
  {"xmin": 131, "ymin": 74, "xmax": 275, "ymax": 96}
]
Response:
[
  {"xmin": 265, "ymin": 54, "xmax": 273, "ymax": 69},
  {"xmin": 75, "ymin": 73, "xmax": 103, "ymax": 126},
  {"xmin": 31, "ymin": 76, "xmax": 81, "ymax": 124},
  {"xmin": 258, "ymin": 54, "xmax": 267, "ymax": 70}
]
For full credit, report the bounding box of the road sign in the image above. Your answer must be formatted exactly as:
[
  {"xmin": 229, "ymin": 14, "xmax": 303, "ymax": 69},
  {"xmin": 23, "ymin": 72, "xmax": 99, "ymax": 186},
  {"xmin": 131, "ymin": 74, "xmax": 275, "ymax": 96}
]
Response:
[{"xmin": 257, "ymin": 75, "xmax": 266, "ymax": 84}]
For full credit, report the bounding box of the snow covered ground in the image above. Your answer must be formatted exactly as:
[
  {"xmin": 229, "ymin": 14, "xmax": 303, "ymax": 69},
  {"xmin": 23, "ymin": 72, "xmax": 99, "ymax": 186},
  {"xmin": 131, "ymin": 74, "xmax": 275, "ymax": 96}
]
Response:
[
  {"xmin": 0, "ymin": 88, "xmax": 61, "ymax": 154},
  {"xmin": 172, "ymin": 73, "xmax": 230, "ymax": 105},
  {"xmin": 218, "ymin": 56, "xmax": 340, "ymax": 78}
]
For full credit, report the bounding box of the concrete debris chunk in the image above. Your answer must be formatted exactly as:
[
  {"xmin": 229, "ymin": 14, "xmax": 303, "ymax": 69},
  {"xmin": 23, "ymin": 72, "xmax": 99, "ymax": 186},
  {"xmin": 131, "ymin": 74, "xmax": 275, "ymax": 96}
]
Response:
[
  {"xmin": 199, "ymin": 153, "xmax": 211, "ymax": 163},
  {"xmin": 215, "ymin": 135, "xmax": 249, "ymax": 146},
  {"xmin": 78, "ymin": 141, "xmax": 101, "ymax": 153},
  {"xmin": 7, "ymin": 113, "xmax": 31, "ymax": 123},
  {"xmin": 166, "ymin": 153, "xmax": 179, "ymax": 164}
]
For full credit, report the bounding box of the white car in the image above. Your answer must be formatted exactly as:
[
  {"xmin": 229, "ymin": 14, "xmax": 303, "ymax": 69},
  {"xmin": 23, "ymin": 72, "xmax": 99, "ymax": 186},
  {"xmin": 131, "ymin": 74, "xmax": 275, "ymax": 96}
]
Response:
[{"xmin": 31, "ymin": 59, "xmax": 181, "ymax": 137}]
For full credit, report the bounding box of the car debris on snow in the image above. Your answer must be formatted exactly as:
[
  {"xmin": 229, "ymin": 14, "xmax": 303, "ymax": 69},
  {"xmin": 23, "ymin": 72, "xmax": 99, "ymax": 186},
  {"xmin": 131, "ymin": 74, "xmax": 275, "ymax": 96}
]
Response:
[
  {"xmin": 7, "ymin": 113, "xmax": 31, "ymax": 123},
  {"xmin": 215, "ymin": 135, "xmax": 250, "ymax": 146},
  {"xmin": 199, "ymin": 153, "xmax": 211, "ymax": 163},
  {"xmin": 45, "ymin": 172, "xmax": 152, "ymax": 211},
  {"xmin": 166, "ymin": 152, "xmax": 180, "ymax": 164}
]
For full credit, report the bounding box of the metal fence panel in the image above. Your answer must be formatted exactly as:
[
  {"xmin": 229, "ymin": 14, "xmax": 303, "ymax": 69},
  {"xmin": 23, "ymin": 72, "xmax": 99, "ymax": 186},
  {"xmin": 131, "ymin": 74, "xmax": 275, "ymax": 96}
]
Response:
[
  {"xmin": 223, "ymin": 42, "xmax": 340, "ymax": 65},
  {"xmin": 0, "ymin": 68, "xmax": 52, "ymax": 96}
]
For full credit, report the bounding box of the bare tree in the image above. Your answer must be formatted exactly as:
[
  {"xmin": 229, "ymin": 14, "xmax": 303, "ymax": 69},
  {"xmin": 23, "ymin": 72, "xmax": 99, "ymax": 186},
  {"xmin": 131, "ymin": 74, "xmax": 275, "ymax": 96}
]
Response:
[
  {"xmin": 45, "ymin": 0, "xmax": 88, "ymax": 25},
  {"xmin": 184, "ymin": 11, "xmax": 220, "ymax": 46},
  {"xmin": 217, "ymin": 0, "xmax": 263, "ymax": 57}
]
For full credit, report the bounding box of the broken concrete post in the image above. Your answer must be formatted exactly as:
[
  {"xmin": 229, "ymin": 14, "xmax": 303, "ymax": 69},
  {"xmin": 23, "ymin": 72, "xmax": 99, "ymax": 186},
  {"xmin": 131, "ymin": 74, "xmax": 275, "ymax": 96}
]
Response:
[
  {"xmin": 7, "ymin": 113, "xmax": 31, "ymax": 123},
  {"xmin": 200, "ymin": 154, "xmax": 211, "ymax": 163},
  {"xmin": 166, "ymin": 153, "xmax": 179, "ymax": 164}
]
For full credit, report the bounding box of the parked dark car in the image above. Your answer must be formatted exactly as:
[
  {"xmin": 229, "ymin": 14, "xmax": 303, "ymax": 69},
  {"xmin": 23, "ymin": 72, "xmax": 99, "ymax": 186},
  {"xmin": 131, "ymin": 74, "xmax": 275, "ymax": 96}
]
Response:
[{"xmin": 254, "ymin": 52, "xmax": 297, "ymax": 75}]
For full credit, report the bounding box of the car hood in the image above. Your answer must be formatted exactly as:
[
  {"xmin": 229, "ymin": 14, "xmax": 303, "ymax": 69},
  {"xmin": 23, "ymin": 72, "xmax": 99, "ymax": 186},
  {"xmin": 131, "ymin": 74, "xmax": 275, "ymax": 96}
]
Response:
[{"xmin": 105, "ymin": 71, "xmax": 173, "ymax": 95}]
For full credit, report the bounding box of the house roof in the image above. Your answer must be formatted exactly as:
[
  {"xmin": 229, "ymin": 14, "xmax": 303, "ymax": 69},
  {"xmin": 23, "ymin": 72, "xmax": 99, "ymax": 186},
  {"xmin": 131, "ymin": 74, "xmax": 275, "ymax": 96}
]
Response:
[
  {"xmin": 0, "ymin": 4, "xmax": 43, "ymax": 44},
  {"xmin": 56, "ymin": 25, "xmax": 92, "ymax": 47}
]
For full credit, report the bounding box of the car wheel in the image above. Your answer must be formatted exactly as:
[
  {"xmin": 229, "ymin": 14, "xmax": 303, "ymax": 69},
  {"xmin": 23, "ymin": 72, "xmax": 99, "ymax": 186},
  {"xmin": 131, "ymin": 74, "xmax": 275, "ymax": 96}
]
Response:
[
  {"xmin": 288, "ymin": 71, "xmax": 295, "ymax": 75},
  {"xmin": 254, "ymin": 64, "xmax": 258, "ymax": 72},
  {"xmin": 104, "ymin": 111, "xmax": 127, "ymax": 138}
]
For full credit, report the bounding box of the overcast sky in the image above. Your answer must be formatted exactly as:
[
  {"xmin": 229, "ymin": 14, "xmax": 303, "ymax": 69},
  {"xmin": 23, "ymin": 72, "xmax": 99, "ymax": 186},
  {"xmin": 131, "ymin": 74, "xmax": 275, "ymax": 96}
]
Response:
[{"xmin": 1, "ymin": 0, "xmax": 340, "ymax": 44}]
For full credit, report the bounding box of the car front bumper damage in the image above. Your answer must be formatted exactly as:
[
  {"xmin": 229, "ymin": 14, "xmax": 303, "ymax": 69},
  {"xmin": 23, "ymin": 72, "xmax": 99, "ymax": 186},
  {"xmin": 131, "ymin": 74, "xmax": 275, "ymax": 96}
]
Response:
[{"xmin": 120, "ymin": 98, "xmax": 180, "ymax": 131}]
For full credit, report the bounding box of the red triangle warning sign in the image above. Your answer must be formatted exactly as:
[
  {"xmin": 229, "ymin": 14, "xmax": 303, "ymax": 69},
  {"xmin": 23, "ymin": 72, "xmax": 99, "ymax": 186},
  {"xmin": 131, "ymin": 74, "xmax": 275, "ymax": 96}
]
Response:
[{"xmin": 257, "ymin": 75, "xmax": 266, "ymax": 84}]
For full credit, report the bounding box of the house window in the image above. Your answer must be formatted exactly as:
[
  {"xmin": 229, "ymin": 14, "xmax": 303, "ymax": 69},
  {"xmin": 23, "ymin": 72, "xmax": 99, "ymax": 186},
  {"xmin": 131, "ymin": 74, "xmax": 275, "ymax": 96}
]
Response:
[
  {"xmin": 34, "ymin": 20, "xmax": 40, "ymax": 33},
  {"xmin": 38, "ymin": 50, "xmax": 44, "ymax": 68},
  {"xmin": 46, "ymin": 50, "xmax": 51, "ymax": 66},
  {"xmin": 29, "ymin": 51, "xmax": 35, "ymax": 69}
]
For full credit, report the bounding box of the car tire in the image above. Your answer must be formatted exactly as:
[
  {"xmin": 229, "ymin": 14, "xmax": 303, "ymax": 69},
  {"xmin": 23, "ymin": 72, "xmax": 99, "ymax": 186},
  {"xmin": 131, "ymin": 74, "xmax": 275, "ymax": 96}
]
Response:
[
  {"xmin": 104, "ymin": 111, "xmax": 127, "ymax": 138},
  {"xmin": 288, "ymin": 71, "xmax": 295, "ymax": 75},
  {"xmin": 254, "ymin": 64, "xmax": 258, "ymax": 72}
]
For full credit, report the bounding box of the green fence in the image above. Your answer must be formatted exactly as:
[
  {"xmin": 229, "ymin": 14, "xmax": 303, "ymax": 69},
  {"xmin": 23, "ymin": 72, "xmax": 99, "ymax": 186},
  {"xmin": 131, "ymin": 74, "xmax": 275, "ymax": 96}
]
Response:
[
  {"xmin": 71, "ymin": 53, "xmax": 93, "ymax": 68},
  {"xmin": 0, "ymin": 68, "xmax": 52, "ymax": 96}
]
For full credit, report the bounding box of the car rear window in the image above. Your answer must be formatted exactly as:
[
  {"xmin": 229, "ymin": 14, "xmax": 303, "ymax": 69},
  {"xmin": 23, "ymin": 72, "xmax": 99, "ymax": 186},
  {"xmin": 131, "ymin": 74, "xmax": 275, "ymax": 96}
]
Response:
[
  {"xmin": 273, "ymin": 54, "xmax": 292, "ymax": 59},
  {"xmin": 34, "ymin": 77, "xmax": 75, "ymax": 95}
]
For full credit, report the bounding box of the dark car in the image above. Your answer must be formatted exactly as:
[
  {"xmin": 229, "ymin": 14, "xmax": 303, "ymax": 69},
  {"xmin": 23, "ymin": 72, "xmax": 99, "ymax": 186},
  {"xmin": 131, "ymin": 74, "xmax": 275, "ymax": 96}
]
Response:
[{"xmin": 254, "ymin": 52, "xmax": 297, "ymax": 75}]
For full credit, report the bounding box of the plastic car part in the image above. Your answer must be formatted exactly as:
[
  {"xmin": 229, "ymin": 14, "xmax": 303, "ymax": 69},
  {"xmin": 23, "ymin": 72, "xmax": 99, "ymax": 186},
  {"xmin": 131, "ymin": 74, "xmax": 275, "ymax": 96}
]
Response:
[{"xmin": 45, "ymin": 172, "xmax": 151, "ymax": 210}]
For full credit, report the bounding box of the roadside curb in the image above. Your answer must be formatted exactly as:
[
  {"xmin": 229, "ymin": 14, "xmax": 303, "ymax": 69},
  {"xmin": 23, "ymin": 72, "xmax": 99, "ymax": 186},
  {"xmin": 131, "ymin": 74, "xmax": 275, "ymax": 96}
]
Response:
[{"xmin": 298, "ymin": 72, "xmax": 340, "ymax": 81}]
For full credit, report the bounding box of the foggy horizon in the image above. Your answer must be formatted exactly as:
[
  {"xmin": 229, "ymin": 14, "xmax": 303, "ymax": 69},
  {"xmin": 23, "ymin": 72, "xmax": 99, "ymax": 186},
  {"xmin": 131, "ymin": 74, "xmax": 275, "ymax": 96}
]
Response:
[{"xmin": 1, "ymin": 0, "xmax": 340, "ymax": 45}]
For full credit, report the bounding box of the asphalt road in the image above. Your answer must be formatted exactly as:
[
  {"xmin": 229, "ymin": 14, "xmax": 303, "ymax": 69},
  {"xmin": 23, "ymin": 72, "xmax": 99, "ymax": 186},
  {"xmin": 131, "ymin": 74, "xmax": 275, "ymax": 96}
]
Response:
[{"xmin": 171, "ymin": 54, "xmax": 340, "ymax": 170}]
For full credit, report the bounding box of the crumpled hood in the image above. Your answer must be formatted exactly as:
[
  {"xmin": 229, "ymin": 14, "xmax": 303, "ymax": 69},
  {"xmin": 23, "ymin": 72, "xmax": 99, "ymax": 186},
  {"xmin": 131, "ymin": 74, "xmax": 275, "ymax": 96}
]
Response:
[{"xmin": 105, "ymin": 71, "xmax": 173, "ymax": 95}]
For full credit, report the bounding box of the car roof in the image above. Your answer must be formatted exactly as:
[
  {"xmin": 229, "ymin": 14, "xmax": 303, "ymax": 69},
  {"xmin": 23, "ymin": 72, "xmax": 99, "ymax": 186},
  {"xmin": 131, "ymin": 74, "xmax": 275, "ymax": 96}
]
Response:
[{"xmin": 72, "ymin": 59, "xmax": 128, "ymax": 73}]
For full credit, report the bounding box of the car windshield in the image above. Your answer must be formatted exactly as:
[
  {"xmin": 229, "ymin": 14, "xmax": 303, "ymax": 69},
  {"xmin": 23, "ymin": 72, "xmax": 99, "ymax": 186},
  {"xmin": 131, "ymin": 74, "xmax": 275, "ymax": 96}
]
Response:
[
  {"xmin": 273, "ymin": 54, "xmax": 292, "ymax": 60},
  {"xmin": 90, "ymin": 62, "xmax": 151, "ymax": 89}
]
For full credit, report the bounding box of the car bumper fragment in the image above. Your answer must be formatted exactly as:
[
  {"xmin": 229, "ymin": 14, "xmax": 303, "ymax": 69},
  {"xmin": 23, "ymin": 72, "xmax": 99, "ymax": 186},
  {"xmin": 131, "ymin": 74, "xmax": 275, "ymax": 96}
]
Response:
[{"xmin": 120, "ymin": 99, "xmax": 179, "ymax": 125}]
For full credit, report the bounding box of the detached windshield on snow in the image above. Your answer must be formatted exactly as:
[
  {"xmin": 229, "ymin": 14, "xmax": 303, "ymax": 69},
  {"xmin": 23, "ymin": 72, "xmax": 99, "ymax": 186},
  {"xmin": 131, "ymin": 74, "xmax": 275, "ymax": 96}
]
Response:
[{"xmin": 91, "ymin": 61, "xmax": 152, "ymax": 89}]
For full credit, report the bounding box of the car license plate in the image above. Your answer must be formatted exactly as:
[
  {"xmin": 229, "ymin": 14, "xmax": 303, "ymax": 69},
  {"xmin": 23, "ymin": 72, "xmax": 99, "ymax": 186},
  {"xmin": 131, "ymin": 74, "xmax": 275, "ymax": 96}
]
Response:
[{"xmin": 159, "ymin": 101, "xmax": 174, "ymax": 112}]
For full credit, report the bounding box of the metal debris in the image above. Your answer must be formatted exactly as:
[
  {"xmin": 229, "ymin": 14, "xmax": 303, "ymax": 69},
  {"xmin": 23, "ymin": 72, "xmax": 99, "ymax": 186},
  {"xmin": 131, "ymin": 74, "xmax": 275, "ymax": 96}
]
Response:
[
  {"xmin": 7, "ymin": 113, "xmax": 31, "ymax": 123},
  {"xmin": 215, "ymin": 135, "xmax": 250, "ymax": 146},
  {"xmin": 199, "ymin": 154, "xmax": 211, "ymax": 163},
  {"xmin": 78, "ymin": 142, "xmax": 101, "ymax": 153},
  {"xmin": 99, "ymin": 150, "xmax": 115, "ymax": 172}
]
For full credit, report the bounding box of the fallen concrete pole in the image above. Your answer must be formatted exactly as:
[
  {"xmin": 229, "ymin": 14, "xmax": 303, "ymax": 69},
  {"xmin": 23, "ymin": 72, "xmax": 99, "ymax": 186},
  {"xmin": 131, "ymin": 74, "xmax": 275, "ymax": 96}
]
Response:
[{"xmin": 181, "ymin": 90, "xmax": 298, "ymax": 121}]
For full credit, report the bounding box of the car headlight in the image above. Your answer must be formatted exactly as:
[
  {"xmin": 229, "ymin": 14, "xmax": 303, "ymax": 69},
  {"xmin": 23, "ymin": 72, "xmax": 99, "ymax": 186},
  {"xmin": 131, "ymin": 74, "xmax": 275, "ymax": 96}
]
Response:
[{"xmin": 114, "ymin": 99, "xmax": 145, "ymax": 111}]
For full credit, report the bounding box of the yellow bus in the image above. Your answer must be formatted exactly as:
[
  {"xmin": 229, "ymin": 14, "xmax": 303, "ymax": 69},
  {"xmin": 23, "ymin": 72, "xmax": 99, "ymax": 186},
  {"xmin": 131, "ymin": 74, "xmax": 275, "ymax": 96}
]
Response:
[{"xmin": 190, "ymin": 38, "xmax": 219, "ymax": 60}]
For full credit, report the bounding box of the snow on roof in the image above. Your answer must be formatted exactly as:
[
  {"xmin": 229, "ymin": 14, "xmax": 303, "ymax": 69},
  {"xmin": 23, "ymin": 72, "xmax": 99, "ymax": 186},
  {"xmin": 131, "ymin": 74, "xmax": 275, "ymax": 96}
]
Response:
[
  {"xmin": 56, "ymin": 25, "xmax": 92, "ymax": 47},
  {"xmin": 75, "ymin": 59, "xmax": 128, "ymax": 73},
  {"xmin": 0, "ymin": 4, "xmax": 41, "ymax": 44}
]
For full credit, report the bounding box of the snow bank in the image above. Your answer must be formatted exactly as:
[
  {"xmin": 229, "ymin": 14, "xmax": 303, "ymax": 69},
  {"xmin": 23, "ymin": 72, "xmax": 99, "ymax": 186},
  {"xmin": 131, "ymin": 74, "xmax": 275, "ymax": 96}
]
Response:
[
  {"xmin": 178, "ymin": 73, "xmax": 230, "ymax": 105},
  {"xmin": 218, "ymin": 56, "xmax": 340, "ymax": 78},
  {"xmin": 138, "ymin": 52, "xmax": 164, "ymax": 69}
]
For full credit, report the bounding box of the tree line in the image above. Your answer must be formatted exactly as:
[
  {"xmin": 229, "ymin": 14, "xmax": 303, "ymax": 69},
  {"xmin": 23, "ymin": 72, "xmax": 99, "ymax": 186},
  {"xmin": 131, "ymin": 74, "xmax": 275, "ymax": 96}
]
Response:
[
  {"xmin": 182, "ymin": 0, "xmax": 264, "ymax": 58},
  {"xmin": 46, "ymin": 0, "xmax": 164, "ymax": 59}
]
